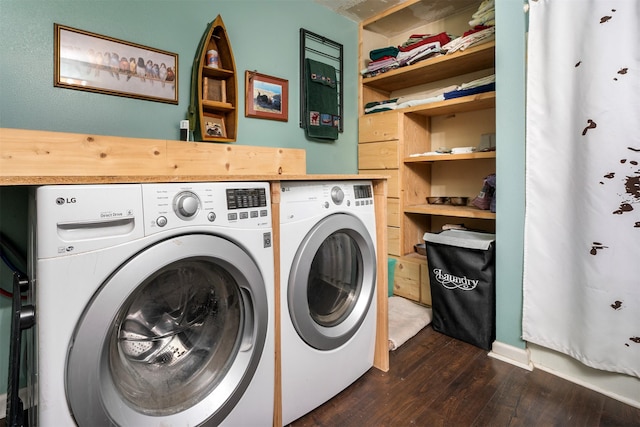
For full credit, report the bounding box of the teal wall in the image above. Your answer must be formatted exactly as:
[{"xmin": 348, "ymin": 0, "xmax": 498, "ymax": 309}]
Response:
[
  {"xmin": 495, "ymin": 0, "xmax": 527, "ymax": 348},
  {"xmin": 0, "ymin": 0, "xmax": 359, "ymax": 173},
  {"xmin": 0, "ymin": 0, "xmax": 359, "ymax": 397}
]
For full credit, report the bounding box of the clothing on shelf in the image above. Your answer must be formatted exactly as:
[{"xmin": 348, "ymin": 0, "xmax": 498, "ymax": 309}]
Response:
[
  {"xmin": 370, "ymin": 46, "xmax": 399, "ymax": 61},
  {"xmin": 364, "ymin": 75, "xmax": 494, "ymax": 115},
  {"xmin": 442, "ymin": 26, "xmax": 495, "ymax": 55},
  {"xmin": 397, "ymin": 32, "xmax": 451, "ymax": 52},
  {"xmin": 364, "ymin": 98, "xmax": 398, "ymax": 114},
  {"xmin": 396, "ymin": 41, "xmax": 441, "ymax": 67},
  {"xmin": 469, "ymin": 0, "xmax": 495, "ymax": 27}
]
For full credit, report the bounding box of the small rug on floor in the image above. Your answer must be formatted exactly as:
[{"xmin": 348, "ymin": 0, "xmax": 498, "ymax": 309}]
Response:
[{"xmin": 388, "ymin": 296, "xmax": 433, "ymax": 351}]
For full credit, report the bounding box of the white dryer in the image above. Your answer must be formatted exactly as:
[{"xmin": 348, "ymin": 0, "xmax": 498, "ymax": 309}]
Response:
[
  {"xmin": 279, "ymin": 180, "xmax": 378, "ymax": 425},
  {"xmin": 27, "ymin": 182, "xmax": 274, "ymax": 426}
]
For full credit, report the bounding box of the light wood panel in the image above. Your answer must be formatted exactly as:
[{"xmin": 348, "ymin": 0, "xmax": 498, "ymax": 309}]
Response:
[
  {"xmin": 387, "ymin": 226, "xmax": 401, "ymax": 256},
  {"xmin": 372, "ymin": 179, "xmax": 389, "ymax": 372},
  {"xmin": 358, "ymin": 141, "xmax": 399, "ymax": 170},
  {"xmin": 358, "ymin": 112, "xmax": 399, "ymax": 142},
  {"xmin": 386, "ymin": 198, "xmax": 400, "ymax": 227},
  {"xmin": 359, "ymin": 168, "xmax": 399, "ymax": 197},
  {"xmin": 0, "ymin": 128, "xmax": 306, "ymax": 184},
  {"xmin": 392, "ymin": 256, "xmax": 421, "ymax": 301}
]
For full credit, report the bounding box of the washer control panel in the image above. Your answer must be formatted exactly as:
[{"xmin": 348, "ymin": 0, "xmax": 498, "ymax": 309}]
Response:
[{"xmin": 142, "ymin": 182, "xmax": 271, "ymax": 233}]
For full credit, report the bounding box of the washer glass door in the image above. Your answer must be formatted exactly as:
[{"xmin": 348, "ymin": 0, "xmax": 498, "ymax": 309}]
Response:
[
  {"xmin": 289, "ymin": 213, "xmax": 376, "ymax": 350},
  {"xmin": 110, "ymin": 258, "xmax": 240, "ymax": 415},
  {"xmin": 66, "ymin": 234, "xmax": 267, "ymax": 426}
]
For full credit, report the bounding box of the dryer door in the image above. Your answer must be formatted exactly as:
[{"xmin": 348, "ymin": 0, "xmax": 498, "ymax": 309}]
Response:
[
  {"xmin": 66, "ymin": 234, "xmax": 268, "ymax": 426},
  {"xmin": 288, "ymin": 213, "xmax": 376, "ymax": 350}
]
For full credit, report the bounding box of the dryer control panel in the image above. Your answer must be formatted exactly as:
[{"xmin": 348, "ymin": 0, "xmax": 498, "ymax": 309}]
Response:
[{"xmin": 279, "ymin": 180, "xmax": 375, "ymax": 224}]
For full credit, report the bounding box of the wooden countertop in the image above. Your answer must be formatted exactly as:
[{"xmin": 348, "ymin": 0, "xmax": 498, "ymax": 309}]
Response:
[{"xmin": 0, "ymin": 128, "xmax": 390, "ymax": 185}]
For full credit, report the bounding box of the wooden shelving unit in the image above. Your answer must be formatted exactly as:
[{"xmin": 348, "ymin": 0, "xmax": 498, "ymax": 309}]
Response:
[
  {"xmin": 357, "ymin": 0, "xmax": 496, "ymax": 306},
  {"xmin": 189, "ymin": 15, "xmax": 238, "ymax": 143}
]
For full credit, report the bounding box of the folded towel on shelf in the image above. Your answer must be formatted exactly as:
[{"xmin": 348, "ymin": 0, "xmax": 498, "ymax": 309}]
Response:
[
  {"xmin": 364, "ymin": 98, "xmax": 398, "ymax": 114},
  {"xmin": 443, "ymin": 26, "xmax": 495, "ymax": 54},
  {"xmin": 398, "ymin": 32, "xmax": 451, "ymax": 52},
  {"xmin": 396, "ymin": 41, "xmax": 442, "ymax": 66},
  {"xmin": 370, "ymin": 46, "xmax": 399, "ymax": 61},
  {"xmin": 459, "ymin": 74, "xmax": 495, "ymax": 90},
  {"xmin": 444, "ymin": 82, "xmax": 495, "ymax": 100},
  {"xmin": 396, "ymin": 85, "xmax": 457, "ymax": 106}
]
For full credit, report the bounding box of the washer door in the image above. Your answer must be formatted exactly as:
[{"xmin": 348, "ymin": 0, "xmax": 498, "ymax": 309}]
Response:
[
  {"xmin": 66, "ymin": 234, "xmax": 268, "ymax": 426},
  {"xmin": 288, "ymin": 213, "xmax": 376, "ymax": 350}
]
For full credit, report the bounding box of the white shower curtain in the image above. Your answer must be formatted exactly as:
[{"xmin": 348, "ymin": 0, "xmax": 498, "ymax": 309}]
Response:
[{"xmin": 523, "ymin": 0, "xmax": 640, "ymax": 378}]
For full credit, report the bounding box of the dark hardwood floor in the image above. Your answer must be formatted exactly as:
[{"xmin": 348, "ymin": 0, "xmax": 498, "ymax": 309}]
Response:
[
  {"xmin": 3, "ymin": 326, "xmax": 637, "ymax": 426},
  {"xmin": 287, "ymin": 326, "xmax": 640, "ymax": 427}
]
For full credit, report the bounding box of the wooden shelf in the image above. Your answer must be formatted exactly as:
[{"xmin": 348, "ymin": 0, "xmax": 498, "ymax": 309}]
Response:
[
  {"xmin": 404, "ymin": 203, "xmax": 496, "ymax": 220},
  {"xmin": 402, "ymin": 251, "xmax": 427, "ymax": 261},
  {"xmin": 405, "ymin": 91, "xmax": 495, "ymax": 116},
  {"xmin": 202, "ymin": 100, "xmax": 235, "ymax": 111},
  {"xmin": 202, "ymin": 67, "xmax": 234, "ymax": 80},
  {"xmin": 405, "ymin": 151, "xmax": 495, "ymax": 163},
  {"xmin": 362, "ymin": 41, "xmax": 495, "ymax": 93}
]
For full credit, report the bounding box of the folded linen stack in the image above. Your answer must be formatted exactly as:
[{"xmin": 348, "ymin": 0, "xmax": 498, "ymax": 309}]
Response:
[
  {"xmin": 441, "ymin": 0, "xmax": 495, "ymax": 54},
  {"xmin": 364, "ymin": 98, "xmax": 398, "ymax": 114},
  {"xmin": 362, "ymin": 32, "xmax": 451, "ymax": 78},
  {"xmin": 443, "ymin": 74, "xmax": 495, "ymax": 100},
  {"xmin": 364, "ymin": 74, "xmax": 495, "ymax": 115},
  {"xmin": 469, "ymin": 0, "xmax": 495, "ymax": 27}
]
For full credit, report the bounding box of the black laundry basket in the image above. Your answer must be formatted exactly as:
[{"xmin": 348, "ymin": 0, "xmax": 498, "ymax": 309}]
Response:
[{"xmin": 423, "ymin": 230, "xmax": 496, "ymax": 350}]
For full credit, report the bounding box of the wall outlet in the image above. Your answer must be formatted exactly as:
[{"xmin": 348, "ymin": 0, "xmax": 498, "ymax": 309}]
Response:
[{"xmin": 180, "ymin": 120, "xmax": 189, "ymax": 141}]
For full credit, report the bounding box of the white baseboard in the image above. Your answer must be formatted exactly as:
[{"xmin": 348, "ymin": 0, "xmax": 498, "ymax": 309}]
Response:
[
  {"xmin": 529, "ymin": 343, "xmax": 640, "ymax": 409},
  {"xmin": 488, "ymin": 340, "xmax": 534, "ymax": 371}
]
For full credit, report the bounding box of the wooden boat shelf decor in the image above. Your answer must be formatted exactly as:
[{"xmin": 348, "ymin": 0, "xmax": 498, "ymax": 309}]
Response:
[{"xmin": 188, "ymin": 15, "xmax": 238, "ymax": 142}]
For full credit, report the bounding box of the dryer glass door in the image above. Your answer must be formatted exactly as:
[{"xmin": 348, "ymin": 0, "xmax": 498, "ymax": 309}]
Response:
[
  {"xmin": 66, "ymin": 234, "xmax": 268, "ymax": 427},
  {"xmin": 289, "ymin": 213, "xmax": 376, "ymax": 350},
  {"xmin": 309, "ymin": 231, "xmax": 359, "ymax": 327}
]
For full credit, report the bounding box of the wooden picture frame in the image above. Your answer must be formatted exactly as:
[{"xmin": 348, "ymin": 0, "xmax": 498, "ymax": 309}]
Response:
[
  {"xmin": 203, "ymin": 114, "xmax": 226, "ymax": 138},
  {"xmin": 54, "ymin": 23, "xmax": 178, "ymax": 104},
  {"xmin": 245, "ymin": 71, "xmax": 288, "ymax": 121}
]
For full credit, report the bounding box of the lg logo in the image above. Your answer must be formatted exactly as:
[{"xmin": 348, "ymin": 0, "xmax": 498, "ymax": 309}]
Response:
[{"xmin": 56, "ymin": 197, "xmax": 76, "ymax": 205}]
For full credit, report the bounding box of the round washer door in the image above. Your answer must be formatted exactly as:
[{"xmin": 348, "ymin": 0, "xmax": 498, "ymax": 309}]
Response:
[
  {"xmin": 288, "ymin": 213, "xmax": 376, "ymax": 350},
  {"xmin": 66, "ymin": 234, "xmax": 268, "ymax": 426}
]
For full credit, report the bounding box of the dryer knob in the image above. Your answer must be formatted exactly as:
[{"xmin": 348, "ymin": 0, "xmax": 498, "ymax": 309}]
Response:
[
  {"xmin": 175, "ymin": 192, "xmax": 200, "ymax": 218},
  {"xmin": 331, "ymin": 186, "xmax": 344, "ymax": 205}
]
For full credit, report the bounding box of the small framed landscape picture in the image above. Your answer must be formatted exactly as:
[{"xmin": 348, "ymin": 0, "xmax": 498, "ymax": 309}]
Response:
[{"xmin": 245, "ymin": 71, "xmax": 288, "ymax": 121}]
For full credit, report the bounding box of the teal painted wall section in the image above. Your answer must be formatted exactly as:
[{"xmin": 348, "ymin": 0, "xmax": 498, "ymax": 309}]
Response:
[
  {"xmin": 495, "ymin": 0, "xmax": 527, "ymax": 348},
  {"xmin": 0, "ymin": 0, "xmax": 358, "ymax": 397},
  {"xmin": 0, "ymin": 0, "xmax": 359, "ymax": 174}
]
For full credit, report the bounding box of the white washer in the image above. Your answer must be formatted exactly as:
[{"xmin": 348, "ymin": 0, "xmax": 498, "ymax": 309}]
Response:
[
  {"xmin": 27, "ymin": 182, "xmax": 274, "ymax": 426},
  {"xmin": 279, "ymin": 180, "xmax": 377, "ymax": 425}
]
